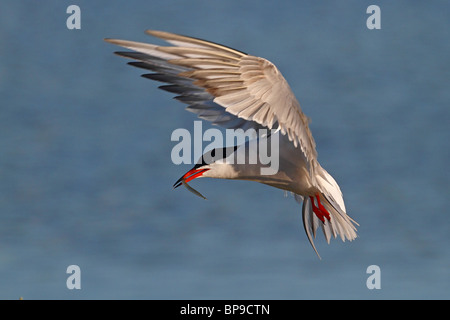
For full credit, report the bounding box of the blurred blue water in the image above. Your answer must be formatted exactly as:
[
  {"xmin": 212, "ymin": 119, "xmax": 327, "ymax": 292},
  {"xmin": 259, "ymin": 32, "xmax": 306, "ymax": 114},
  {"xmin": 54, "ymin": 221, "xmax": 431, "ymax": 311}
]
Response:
[{"xmin": 0, "ymin": 1, "xmax": 449, "ymax": 299}]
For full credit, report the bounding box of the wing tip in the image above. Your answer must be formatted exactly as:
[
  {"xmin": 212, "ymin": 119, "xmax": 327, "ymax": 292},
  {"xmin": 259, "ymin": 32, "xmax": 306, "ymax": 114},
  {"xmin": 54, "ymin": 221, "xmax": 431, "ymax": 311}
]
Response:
[
  {"xmin": 145, "ymin": 29, "xmax": 169, "ymax": 37},
  {"xmin": 104, "ymin": 37, "xmax": 119, "ymax": 45}
]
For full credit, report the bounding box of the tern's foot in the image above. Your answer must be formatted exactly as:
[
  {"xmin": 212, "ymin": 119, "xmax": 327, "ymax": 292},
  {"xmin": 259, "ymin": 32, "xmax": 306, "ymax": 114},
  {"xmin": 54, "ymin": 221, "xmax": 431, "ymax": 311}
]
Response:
[{"xmin": 310, "ymin": 194, "xmax": 331, "ymax": 223}]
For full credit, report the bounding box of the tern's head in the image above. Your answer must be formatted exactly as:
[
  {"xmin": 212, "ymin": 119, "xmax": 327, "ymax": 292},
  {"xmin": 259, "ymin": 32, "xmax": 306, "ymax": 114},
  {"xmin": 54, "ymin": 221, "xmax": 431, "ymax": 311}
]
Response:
[{"xmin": 173, "ymin": 146, "xmax": 238, "ymax": 190}]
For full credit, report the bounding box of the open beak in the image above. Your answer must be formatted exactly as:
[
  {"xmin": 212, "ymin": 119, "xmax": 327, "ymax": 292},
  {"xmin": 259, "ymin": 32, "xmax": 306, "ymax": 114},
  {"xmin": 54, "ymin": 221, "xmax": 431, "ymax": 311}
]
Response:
[
  {"xmin": 173, "ymin": 167, "xmax": 210, "ymax": 200},
  {"xmin": 173, "ymin": 168, "xmax": 210, "ymax": 189}
]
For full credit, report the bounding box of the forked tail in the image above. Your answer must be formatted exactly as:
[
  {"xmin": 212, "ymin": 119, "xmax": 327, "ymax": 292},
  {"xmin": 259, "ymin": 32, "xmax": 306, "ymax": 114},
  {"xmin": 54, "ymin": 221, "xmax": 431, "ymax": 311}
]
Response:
[{"xmin": 299, "ymin": 166, "xmax": 358, "ymax": 259}]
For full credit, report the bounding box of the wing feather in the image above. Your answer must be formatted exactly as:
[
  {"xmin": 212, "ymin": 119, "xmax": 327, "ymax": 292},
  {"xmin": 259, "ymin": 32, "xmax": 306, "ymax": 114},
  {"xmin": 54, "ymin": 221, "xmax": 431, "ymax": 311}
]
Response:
[{"xmin": 105, "ymin": 30, "xmax": 317, "ymax": 163}]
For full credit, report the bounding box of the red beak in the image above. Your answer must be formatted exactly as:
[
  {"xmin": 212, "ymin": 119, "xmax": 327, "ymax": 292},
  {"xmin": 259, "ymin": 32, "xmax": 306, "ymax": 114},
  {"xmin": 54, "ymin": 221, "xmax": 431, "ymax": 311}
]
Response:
[{"xmin": 173, "ymin": 168, "xmax": 210, "ymax": 189}]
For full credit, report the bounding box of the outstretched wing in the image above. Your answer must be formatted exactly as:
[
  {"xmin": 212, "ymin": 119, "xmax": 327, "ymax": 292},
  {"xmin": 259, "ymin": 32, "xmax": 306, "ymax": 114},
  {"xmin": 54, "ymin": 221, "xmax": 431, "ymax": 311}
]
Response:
[{"xmin": 105, "ymin": 30, "xmax": 317, "ymax": 163}]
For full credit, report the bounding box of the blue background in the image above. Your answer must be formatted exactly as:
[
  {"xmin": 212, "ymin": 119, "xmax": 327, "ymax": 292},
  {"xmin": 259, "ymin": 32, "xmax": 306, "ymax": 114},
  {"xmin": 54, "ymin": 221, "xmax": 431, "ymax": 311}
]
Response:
[{"xmin": 0, "ymin": 1, "xmax": 449, "ymax": 299}]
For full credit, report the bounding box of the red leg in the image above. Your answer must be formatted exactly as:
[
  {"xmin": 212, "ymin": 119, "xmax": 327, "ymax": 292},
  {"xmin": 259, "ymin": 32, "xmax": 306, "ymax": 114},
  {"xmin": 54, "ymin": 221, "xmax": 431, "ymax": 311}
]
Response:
[
  {"xmin": 309, "ymin": 194, "xmax": 331, "ymax": 223},
  {"xmin": 315, "ymin": 194, "xmax": 331, "ymax": 221}
]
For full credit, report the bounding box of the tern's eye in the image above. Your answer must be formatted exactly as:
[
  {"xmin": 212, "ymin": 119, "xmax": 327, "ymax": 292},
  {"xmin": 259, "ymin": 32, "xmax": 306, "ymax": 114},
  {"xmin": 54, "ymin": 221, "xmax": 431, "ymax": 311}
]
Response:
[{"xmin": 211, "ymin": 149, "xmax": 216, "ymax": 158}]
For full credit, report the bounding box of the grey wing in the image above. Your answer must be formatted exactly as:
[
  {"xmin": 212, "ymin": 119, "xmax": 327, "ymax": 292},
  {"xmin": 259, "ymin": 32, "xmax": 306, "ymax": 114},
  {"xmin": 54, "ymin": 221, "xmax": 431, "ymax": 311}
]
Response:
[
  {"xmin": 105, "ymin": 37, "xmax": 262, "ymax": 132},
  {"xmin": 105, "ymin": 30, "xmax": 318, "ymax": 163}
]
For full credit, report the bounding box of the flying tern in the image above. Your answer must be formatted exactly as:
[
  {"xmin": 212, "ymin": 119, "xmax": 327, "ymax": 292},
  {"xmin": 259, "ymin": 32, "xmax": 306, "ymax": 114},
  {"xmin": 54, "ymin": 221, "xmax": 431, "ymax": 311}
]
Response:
[{"xmin": 105, "ymin": 30, "xmax": 358, "ymax": 258}]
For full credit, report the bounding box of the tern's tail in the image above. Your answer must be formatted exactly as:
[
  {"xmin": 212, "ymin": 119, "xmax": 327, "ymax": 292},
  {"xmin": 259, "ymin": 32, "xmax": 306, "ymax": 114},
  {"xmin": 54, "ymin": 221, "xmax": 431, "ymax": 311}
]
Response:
[{"xmin": 299, "ymin": 166, "xmax": 358, "ymax": 258}]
